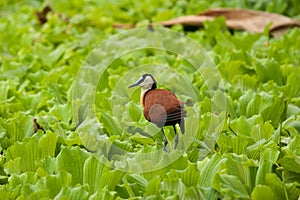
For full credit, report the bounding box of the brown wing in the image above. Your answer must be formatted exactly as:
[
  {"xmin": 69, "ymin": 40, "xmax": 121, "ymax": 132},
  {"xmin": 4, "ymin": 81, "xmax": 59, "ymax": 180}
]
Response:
[{"xmin": 143, "ymin": 89, "xmax": 186, "ymax": 130}]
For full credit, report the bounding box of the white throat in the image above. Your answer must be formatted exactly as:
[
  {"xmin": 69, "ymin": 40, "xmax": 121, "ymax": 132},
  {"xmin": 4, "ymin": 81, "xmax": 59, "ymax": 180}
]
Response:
[
  {"xmin": 135, "ymin": 75, "xmax": 156, "ymax": 106},
  {"xmin": 140, "ymin": 86, "xmax": 152, "ymax": 106}
]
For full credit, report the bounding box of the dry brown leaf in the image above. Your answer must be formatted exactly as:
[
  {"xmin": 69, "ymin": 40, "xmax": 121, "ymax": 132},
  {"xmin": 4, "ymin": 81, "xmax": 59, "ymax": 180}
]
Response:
[
  {"xmin": 114, "ymin": 8, "xmax": 300, "ymax": 37},
  {"xmin": 163, "ymin": 8, "xmax": 300, "ymax": 36},
  {"xmin": 35, "ymin": 5, "xmax": 69, "ymax": 25},
  {"xmin": 35, "ymin": 5, "xmax": 52, "ymax": 24},
  {"xmin": 33, "ymin": 118, "xmax": 45, "ymax": 133}
]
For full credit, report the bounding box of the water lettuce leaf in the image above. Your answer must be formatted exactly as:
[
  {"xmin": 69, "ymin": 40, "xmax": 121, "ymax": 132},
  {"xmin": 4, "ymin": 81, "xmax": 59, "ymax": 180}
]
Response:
[{"xmin": 0, "ymin": 1, "xmax": 300, "ymax": 199}]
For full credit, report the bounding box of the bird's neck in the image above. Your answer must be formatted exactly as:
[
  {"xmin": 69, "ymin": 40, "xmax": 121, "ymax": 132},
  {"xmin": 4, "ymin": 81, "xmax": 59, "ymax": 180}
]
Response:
[{"xmin": 140, "ymin": 84, "xmax": 156, "ymax": 106}]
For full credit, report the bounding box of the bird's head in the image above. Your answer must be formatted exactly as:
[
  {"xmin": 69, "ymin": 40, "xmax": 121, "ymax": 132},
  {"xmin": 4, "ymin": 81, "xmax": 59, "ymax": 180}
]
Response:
[{"xmin": 128, "ymin": 74, "xmax": 157, "ymax": 91}]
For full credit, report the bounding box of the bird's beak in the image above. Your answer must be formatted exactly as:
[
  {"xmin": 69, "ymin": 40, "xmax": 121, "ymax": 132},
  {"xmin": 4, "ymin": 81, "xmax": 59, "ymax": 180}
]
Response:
[{"xmin": 128, "ymin": 81, "xmax": 139, "ymax": 88}]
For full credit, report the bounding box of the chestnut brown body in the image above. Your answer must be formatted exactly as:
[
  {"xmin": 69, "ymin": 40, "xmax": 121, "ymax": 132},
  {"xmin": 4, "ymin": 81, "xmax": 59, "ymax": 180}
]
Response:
[{"xmin": 143, "ymin": 89, "xmax": 186, "ymax": 134}]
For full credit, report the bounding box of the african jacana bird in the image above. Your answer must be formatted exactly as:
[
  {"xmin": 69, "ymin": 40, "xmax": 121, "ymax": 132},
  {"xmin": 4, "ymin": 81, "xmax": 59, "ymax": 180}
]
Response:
[{"xmin": 128, "ymin": 74, "xmax": 186, "ymax": 151}]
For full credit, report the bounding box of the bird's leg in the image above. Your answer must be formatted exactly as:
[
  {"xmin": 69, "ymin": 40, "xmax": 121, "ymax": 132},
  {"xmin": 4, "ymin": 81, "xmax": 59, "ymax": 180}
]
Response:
[
  {"xmin": 173, "ymin": 125, "xmax": 178, "ymax": 149},
  {"xmin": 161, "ymin": 128, "xmax": 168, "ymax": 152},
  {"xmin": 180, "ymin": 118, "xmax": 185, "ymax": 134}
]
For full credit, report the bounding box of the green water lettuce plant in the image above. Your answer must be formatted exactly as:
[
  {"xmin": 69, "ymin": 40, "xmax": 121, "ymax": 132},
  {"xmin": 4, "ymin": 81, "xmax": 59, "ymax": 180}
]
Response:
[{"xmin": 0, "ymin": 0, "xmax": 300, "ymax": 199}]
